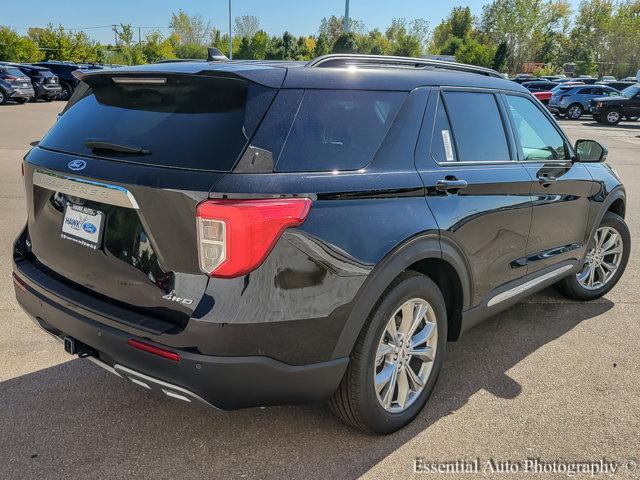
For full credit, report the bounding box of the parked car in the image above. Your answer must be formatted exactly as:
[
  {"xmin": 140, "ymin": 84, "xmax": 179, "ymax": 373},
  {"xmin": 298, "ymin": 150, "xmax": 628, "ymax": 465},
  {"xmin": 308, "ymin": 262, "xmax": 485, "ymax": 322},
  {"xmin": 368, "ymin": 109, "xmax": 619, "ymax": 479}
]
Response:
[
  {"xmin": 11, "ymin": 64, "xmax": 62, "ymax": 102},
  {"xmin": 621, "ymin": 76, "xmax": 638, "ymax": 82},
  {"xmin": 600, "ymin": 76, "xmax": 616, "ymax": 82},
  {"xmin": 13, "ymin": 55, "xmax": 630, "ymax": 434},
  {"xmin": 575, "ymin": 75, "xmax": 598, "ymax": 84},
  {"xmin": 0, "ymin": 65, "xmax": 35, "ymax": 104},
  {"xmin": 549, "ymin": 84, "xmax": 621, "ymax": 119},
  {"xmin": 595, "ymin": 80, "xmax": 636, "ymax": 91},
  {"xmin": 510, "ymin": 74, "xmax": 536, "ymax": 84},
  {"xmin": 33, "ymin": 62, "xmax": 85, "ymax": 101},
  {"xmin": 521, "ymin": 80, "xmax": 559, "ymax": 104},
  {"xmin": 590, "ymin": 84, "xmax": 640, "ymax": 125}
]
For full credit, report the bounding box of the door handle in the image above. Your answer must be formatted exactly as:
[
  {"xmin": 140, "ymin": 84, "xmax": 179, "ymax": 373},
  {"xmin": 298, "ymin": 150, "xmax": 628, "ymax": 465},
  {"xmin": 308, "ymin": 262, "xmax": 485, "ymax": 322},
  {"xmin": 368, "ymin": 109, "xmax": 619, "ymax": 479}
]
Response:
[
  {"xmin": 436, "ymin": 178, "xmax": 468, "ymax": 192},
  {"xmin": 538, "ymin": 175, "xmax": 557, "ymax": 185}
]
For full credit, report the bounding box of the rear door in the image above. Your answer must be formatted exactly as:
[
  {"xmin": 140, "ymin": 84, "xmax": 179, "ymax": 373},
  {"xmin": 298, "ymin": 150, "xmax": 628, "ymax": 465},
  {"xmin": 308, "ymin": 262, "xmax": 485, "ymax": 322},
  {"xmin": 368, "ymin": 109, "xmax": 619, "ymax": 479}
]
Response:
[
  {"xmin": 502, "ymin": 93, "xmax": 594, "ymax": 275},
  {"xmin": 24, "ymin": 71, "xmax": 278, "ymax": 330},
  {"xmin": 415, "ymin": 89, "xmax": 533, "ymax": 307}
]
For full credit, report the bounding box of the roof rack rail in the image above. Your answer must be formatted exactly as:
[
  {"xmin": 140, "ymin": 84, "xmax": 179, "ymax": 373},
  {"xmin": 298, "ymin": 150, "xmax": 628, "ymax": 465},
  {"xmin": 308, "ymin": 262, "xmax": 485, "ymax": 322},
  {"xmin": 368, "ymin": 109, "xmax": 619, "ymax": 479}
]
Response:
[{"xmin": 306, "ymin": 54, "xmax": 503, "ymax": 78}]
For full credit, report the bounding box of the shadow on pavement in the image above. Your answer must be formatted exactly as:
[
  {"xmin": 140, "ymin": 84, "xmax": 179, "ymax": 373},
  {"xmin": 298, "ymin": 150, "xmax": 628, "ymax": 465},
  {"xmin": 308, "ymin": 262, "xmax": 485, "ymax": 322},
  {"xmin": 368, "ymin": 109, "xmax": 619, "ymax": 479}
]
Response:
[{"xmin": 0, "ymin": 292, "xmax": 614, "ymax": 479}]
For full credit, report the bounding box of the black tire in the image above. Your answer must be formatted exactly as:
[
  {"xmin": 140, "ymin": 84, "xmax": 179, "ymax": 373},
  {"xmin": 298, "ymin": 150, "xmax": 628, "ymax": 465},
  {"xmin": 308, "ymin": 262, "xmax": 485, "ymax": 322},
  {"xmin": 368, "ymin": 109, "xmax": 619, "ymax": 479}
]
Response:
[
  {"xmin": 566, "ymin": 103, "xmax": 583, "ymax": 120},
  {"xmin": 329, "ymin": 272, "xmax": 447, "ymax": 434},
  {"xmin": 602, "ymin": 107, "xmax": 622, "ymax": 125},
  {"xmin": 0, "ymin": 89, "xmax": 7, "ymax": 105},
  {"xmin": 15, "ymin": 98, "xmax": 28, "ymax": 104},
  {"xmin": 557, "ymin": 212, "xmax": 630, "ymax": 301},
  {"xmin": 59, "ymin": 83, "xmax": 72, "ymax": 101},
  {"xmin": 44, "ymin": 96, "xmax": 53, "ymax": 102},
  {"xmin": 593, "ymin": 114, "xmax": 601, "ymax": 122}
]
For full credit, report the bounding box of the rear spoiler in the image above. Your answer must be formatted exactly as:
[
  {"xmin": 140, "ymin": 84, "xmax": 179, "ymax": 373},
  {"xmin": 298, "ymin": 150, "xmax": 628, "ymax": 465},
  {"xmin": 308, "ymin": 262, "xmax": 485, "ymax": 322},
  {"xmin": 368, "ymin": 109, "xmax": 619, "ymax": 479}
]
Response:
[{"xmin": 72, "ymin": 65, "xmax": 286, "ymax": 89}]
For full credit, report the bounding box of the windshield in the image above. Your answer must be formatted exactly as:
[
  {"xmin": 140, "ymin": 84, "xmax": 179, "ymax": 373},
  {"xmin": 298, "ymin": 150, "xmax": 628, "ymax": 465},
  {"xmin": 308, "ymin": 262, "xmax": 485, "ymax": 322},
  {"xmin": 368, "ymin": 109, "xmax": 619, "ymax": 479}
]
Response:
[{"xmin": 621, "ymin": 85, "xmax": 640, "ymax": 98}]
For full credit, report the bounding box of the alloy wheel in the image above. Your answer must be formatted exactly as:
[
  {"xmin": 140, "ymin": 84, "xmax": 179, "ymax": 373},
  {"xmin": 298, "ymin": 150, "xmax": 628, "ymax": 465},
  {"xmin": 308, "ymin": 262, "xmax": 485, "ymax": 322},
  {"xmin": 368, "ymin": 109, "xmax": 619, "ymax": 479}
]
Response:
[
  {"xmin": 607, "ymin": 111, "xmax": 620, "ymax": 124},
  {"xmin": 568, "ymin": 105, "xmax": 582, "ymax": 119},
  {"xmin": 374, "ymin": 298, "xmax": 438, "ymax": 413},
  {"xmin": 577, "ymin": 226, "xmax": 623, "ymax": 290}
]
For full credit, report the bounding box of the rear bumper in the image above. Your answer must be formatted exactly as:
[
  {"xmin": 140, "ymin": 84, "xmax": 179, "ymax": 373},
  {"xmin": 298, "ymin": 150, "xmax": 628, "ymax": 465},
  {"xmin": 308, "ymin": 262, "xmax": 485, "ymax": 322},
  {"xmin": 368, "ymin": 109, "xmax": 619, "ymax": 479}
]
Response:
[
  {"xmin": 35, "ymin": 84, "xmax": 62, "ymax": 98},
  {"xmin": 13, "ymin": 248, "xmax": 348, "ymax": 410},
  {"xmin": 8, "ymin": 87, "xmax": 35, "ymax": 99},
  {"xmin": 548, "ymin": 105, "xmax": 566, "ymax": 115}
]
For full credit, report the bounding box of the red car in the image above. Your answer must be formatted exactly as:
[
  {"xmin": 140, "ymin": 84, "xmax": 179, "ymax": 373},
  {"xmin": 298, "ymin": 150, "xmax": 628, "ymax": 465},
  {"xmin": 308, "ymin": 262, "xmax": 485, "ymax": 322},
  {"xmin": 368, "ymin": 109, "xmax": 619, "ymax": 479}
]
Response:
[{"xmin": 533, "ymin": 90, "xmax": 553, "ymax": 104}]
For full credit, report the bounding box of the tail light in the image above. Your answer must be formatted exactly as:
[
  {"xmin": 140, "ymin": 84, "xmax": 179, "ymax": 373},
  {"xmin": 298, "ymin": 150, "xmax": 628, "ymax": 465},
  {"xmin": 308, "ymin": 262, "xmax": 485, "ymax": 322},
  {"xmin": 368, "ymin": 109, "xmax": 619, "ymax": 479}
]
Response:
[
  {"xmin": 127, "ymin": 339, "xmax": 180, "ymax": 362},
  {"xmin": 196, "ymin": 198, "xmax": 312, "ymax": 278},
  {"xmin": 5, "ymin": 75, "xmax": 18, "ymax": 81}
]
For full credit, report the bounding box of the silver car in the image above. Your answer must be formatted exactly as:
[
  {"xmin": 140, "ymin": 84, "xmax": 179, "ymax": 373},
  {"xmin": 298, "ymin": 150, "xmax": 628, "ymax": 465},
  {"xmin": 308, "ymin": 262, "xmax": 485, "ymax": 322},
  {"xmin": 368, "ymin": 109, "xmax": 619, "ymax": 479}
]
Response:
[{"xmin": 549, "ymin": 84, "xmax": 620, "ymax": 119}]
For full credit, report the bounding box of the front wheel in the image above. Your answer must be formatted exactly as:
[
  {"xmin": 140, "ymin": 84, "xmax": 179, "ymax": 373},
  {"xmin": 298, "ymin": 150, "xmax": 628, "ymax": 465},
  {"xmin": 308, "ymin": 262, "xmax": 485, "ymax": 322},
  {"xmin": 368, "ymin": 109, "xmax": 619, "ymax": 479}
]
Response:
[
  {"xmin": 602, "ymin": 108, "xmax": 622, "ymax": 125},
  {"xmin": 58, "ymin": 83, "xmax": 72, "ymax": 101},
  {"xmin": 557, "ymin": 212, "xmax": 630, "ymax": 301},
  {"xmin": 329, "ymin": 272, "xmax": 447, "ymax": 434}
]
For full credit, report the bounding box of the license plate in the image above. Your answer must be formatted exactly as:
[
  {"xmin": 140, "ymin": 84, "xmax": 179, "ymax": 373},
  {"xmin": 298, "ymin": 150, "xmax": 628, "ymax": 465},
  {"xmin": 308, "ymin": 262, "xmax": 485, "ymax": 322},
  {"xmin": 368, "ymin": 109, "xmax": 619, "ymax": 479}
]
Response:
[{"xmin": 61, "ymin": 204, "xmax": 104, "ymax": 249}]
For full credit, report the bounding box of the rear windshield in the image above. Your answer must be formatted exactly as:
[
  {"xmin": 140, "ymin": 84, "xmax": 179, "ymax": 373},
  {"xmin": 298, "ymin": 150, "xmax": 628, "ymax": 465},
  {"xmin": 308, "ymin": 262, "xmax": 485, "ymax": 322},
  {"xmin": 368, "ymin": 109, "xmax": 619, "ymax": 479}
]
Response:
[
  {"xmin": 2, "ymin": 67, "xmax": 25, "ymax": 77},
  {"xmin": 40, "ymin": 74, "xmax": 275, "ymax": 171}
]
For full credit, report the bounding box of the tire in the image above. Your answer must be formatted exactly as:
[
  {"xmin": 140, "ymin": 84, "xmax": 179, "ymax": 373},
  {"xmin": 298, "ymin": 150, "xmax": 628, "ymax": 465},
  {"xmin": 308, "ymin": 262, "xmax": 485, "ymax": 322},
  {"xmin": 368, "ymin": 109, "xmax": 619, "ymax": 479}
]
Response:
[
  {"xmin": 15, "ymin": 98, "xmax": 28, "ymax": 104},
  {"xmin": 329, "ymin": 272, "xmax": 447, "ymax": 434},
  {"xmin": 567, "ymin": 103, "xmax": 583, "ymax": 120},
  {"xmin": 44, "ymin": 96, "xmax": 53, "ymax": 102},
  {"xmin": 602, "ymin": 107, "xmax": 622, "ymax": 126},
  {"xmin": 557, "ymin": 212, "xmax": 630, "ymax": 301},
  {"xmin": 59, "ymin": 83, "xmax": 72, "ymax": 101},
  {"xmin": 593, "ymin": 114, "xmax": 601, "ymax": 122},
  {"xmin": 0, "ymin": 89, "xmax": 7, "ymax": 105}
]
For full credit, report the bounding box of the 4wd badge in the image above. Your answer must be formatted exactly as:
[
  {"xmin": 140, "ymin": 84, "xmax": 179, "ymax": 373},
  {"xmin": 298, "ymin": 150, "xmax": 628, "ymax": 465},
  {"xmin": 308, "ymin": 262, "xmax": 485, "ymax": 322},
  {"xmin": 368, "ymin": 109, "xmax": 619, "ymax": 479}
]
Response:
[{"xmin": 162, "ymin": 293, "xmax": 194, "ymax": 305}]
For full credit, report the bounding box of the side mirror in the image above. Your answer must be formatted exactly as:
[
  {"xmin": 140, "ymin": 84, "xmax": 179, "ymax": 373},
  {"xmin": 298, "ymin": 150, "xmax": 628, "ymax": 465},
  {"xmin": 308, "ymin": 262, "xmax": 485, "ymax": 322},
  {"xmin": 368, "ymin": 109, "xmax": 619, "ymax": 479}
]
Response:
[{"xmin": 574, "ymin": 139, "xmax": 608, "ymax": 162}]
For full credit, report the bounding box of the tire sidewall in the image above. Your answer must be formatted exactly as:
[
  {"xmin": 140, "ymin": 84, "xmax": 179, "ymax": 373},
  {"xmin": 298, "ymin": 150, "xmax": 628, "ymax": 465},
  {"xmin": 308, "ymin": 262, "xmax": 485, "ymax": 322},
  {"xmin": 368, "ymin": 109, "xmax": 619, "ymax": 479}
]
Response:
[{"xmin": 354, "ymin": 274, "xmax": 447, "ymax": 434}]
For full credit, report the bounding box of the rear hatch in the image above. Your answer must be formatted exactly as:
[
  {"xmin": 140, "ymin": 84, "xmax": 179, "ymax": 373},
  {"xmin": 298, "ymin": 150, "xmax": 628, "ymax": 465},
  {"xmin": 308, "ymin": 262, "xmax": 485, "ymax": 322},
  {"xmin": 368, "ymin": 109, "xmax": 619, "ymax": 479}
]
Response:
[
  {"xmin": 23, "ymin": 66, "xmax": 281, "ymax": 332},
  {"xmin": 2, "ymin": 66, "xmax": 32, "ymax": 89}
]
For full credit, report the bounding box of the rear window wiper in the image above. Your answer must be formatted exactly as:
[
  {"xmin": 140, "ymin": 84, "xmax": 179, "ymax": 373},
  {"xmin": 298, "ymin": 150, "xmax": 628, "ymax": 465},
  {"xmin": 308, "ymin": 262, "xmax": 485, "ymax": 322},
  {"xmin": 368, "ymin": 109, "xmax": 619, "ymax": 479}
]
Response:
[{"xmin": 84, "ymin": 139, "xmax": 150, "ymax": 155}]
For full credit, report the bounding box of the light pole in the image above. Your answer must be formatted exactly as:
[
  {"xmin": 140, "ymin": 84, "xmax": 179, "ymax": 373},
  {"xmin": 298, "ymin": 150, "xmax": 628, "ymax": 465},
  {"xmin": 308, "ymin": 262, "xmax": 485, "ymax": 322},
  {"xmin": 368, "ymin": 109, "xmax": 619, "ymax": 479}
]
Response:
[
  {"xmin": 343, "ymin": 0, "xmax": 350, "ymax": 32},
  {"xmin": 228, "ymin": 0, "xmax": 233, "ymax": 60}
]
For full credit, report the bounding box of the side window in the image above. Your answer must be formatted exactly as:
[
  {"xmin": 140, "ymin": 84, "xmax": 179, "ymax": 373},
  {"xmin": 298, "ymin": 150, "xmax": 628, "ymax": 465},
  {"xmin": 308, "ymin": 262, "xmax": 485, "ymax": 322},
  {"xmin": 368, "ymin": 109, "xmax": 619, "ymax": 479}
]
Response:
[
  {"xmin": 275, "ymin": 89, "xmax": 406, "ymax": 172},
  {"xmin": 442, "ymin": 91, "xmax": 511, "ymax": 162},
  {"xmin": 505, "ymin": 95, "xmax": 568, "ymax": 161},
  {"xmin": 430, "ymin": 95, "xmax": 456, "ymax": 162}
]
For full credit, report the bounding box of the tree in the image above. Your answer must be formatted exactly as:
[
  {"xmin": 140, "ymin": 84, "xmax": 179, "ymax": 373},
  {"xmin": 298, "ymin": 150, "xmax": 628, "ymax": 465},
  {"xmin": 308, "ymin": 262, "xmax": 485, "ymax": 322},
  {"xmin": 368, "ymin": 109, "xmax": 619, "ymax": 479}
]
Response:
[
  {"xmin": 319, "ymin": 15, "xmax": 365, "ymax": 44},
  {"xmin": 314, "ymin": 33, "xmax": 331, "ymax": 56},
  {"xmin": 0, "ymin": 27, "xmax": 43, "ymax": 62},
  {"xmin": 142, "ymin": 31, "xmax": 176, "ymax": 63},
  {"xmin": 234, "ymin": 15, "xmax": 260, "ymax": 39},
  {"xmin": 332, "ymin": 32, "xmax": 358, "ymax": 54},
  {"xmin": 492, "ymin": 41, "xmax": 509, "ymax": 71},
  {"xmin": 170, "ymin": 10, "xmax": 211, "ymax": 45},
  {"xmin": 431, "ymin": 6, "xmax": 474, "ymax": 52}
]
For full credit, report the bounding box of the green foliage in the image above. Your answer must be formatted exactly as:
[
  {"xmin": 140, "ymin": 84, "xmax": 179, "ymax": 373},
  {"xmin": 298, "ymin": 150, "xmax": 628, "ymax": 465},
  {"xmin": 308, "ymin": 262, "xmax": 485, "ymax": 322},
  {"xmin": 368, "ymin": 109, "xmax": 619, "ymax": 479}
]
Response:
[
  {"xmin": 332, "ymin": 32, "xmax": 358, "ymax": 54},
  {"xmin": 492, "ymin": 41, "xmax": 509, "ymax": 71},
  {"xmin": 0, "ymin": 26, "xmax": 43, "ymax": 62}
]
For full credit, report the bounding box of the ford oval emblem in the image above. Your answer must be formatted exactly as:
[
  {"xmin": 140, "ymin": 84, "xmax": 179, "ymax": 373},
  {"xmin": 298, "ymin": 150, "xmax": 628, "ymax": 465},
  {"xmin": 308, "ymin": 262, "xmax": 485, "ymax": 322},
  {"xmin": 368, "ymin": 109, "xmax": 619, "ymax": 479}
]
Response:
[
  {"xmin": 68, "ymin": 159, "xmax": 86, "ymax": 171},
  {"xmin": 82, "ymin": 222, "xmax": 97, "ymax": 234}
]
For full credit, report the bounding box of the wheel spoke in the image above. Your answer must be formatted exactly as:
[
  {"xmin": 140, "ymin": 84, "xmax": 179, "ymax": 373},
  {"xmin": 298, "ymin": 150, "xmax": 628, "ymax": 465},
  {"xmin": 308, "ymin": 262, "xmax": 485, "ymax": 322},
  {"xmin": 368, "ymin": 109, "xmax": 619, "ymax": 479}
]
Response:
[
  {"xmin": 597, "ymin": 264, "xmax": 607, "ymax": 283},
  {"xmin": 601, "ymin": 261, "xmax": 617, "ymax": 273},
  {"xmin": 405, "ymin": 363, "xmax": 425, "ymax": 389},
  {"xmin": 396, "ymin": 368, "xmax": 410, "ymax": 408},
  {"xmin": 411, "ymin": 322, "xmax": 435, "ymax": 348},
  {"xmin": 408, "ymin": 303, "xmax": 428, "ymax": 338},
  {"xmin": 408, "ymin": 345, "xmax": 435, "ymax": 362},
  {"xmin": 375, "ymin": 363, "xmax": 395, "ymax": 394},
  {"xmin": 587, "ymin": 265, "xmax": 596, "ymax": 288},
  {"xmin": 382, "ymin": 367, "xmax": 399, "ymax": 409},
  {"xmin": 385, "ymin": 318, "xmax": 398, "ymax": 342},
  {"xmin": 601, "ymin": 232, "xmax": 618, "ymax": 252},
  {"xmin": 377, "ymin": 343, "xmax": 396, "ymax": 360},
  {"xmin": 399, "ymin": 302, "xmax": 414, "ymax": 335}
]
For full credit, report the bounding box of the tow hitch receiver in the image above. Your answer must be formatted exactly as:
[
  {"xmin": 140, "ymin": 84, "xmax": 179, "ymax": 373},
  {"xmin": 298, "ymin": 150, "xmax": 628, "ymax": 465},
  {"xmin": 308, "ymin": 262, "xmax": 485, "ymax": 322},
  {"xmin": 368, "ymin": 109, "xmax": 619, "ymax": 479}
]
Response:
[{"xmin": 63, "ymin": 336, "xmax": 96, "ymax": 357}]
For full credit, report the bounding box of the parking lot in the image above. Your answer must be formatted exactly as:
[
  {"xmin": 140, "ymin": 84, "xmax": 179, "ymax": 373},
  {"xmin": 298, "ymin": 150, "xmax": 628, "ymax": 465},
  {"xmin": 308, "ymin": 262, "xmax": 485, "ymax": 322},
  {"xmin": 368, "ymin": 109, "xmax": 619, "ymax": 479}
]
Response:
[{"xmin": 1, "ymin": 102, "xmax": 639, "ymax": 479}]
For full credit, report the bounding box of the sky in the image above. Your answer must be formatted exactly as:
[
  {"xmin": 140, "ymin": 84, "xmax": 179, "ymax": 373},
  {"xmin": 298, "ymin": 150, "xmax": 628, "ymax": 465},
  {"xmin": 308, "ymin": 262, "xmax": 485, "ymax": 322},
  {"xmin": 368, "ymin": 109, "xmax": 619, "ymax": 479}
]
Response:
[{"xmin": 6, "ymin": 0, "xmax": 582, "ymax": 44}]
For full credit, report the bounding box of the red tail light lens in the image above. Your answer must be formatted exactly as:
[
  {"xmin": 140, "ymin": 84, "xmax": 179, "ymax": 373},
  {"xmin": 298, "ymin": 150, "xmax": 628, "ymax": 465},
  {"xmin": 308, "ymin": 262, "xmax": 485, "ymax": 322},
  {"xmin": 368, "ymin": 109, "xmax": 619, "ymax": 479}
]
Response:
[{"xmin": 196, "ymin": 198, "xmax": 312, "ymax": 278}]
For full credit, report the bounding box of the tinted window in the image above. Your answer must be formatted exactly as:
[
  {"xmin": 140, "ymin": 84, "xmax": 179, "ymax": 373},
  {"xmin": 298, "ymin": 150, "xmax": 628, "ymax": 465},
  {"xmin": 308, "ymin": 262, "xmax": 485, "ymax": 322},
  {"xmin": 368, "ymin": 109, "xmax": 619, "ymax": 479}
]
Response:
[
  {"xmin": 431, "ymin": 96, "xmax": 456, "ymax": 162},
  {"xmin": 275, "ymin": 90, "xmax": 405, "ymax": 172},
  {"xmin": 40, "ymin": 75, "xmax": 275, "ymax": 171},
  {"xmin": 506, "ymin": 95, "xmax": 568, "ymax": 161},
  {"xmin": 442, "ymin": 91, "xmax": 510, "ymax": 162}
]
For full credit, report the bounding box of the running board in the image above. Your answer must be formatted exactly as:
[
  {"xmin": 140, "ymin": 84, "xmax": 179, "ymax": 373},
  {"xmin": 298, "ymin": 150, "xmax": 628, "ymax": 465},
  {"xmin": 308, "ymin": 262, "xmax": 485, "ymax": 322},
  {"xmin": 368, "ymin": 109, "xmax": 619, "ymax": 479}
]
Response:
[{"xmin": 487, "ymin": 264, "xmax": 574, "ymax": 307}]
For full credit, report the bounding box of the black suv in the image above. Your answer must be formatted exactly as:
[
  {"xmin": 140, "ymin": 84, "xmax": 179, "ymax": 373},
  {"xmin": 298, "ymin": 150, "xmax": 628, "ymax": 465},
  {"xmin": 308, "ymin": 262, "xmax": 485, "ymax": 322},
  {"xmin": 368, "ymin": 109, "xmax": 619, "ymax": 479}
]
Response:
[
  {"xmin": 13, "ymin": 55, "xmax": 630, "ymax": 434},
  {"xmin": 33, "ymin": 62, "xmax": 85, "ymax": 101},
  {"xmin": 590, "ymin": 84, "xmax": 640, "ymax": 125},
  {"xmin": 6, "ymin": 63, "xmax": 62, "ymax": 102}
]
